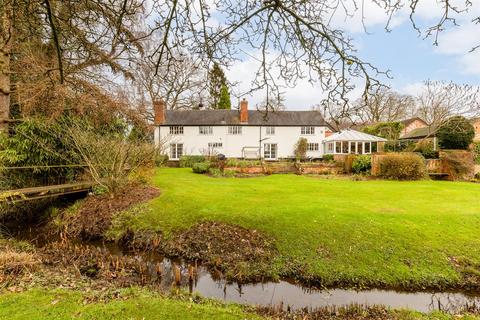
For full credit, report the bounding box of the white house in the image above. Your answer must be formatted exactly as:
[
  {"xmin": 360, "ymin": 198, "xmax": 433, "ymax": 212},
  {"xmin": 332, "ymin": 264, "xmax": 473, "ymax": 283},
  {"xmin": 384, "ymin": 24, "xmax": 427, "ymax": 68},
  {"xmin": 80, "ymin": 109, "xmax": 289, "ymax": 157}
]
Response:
[{"xmin": 153, "ymin": 99, "xmax": 385, "ymax": 160}]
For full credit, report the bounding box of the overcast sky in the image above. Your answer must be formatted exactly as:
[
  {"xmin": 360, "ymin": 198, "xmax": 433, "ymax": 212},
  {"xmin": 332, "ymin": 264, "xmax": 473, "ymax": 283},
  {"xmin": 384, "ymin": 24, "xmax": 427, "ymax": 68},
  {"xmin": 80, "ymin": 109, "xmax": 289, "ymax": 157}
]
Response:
[{"xmin": 224, "ymin": 1, "xmax": 480, "ymax": 110}]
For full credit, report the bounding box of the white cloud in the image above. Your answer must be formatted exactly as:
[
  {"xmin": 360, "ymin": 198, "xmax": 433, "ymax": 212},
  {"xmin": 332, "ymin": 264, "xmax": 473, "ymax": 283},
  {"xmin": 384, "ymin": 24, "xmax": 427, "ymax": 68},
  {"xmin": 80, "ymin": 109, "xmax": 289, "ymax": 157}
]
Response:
[{"xmin": 398, "ymin": 82, "xmax": 425, "ymax": 96}]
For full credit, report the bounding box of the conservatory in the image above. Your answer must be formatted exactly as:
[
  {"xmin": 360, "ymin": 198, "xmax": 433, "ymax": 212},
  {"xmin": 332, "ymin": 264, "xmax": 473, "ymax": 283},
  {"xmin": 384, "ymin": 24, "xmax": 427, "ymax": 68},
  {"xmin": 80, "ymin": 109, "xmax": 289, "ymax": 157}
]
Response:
[{"xmin": 323, "ymin": 129, "xmax": 387, "ymax": 155}]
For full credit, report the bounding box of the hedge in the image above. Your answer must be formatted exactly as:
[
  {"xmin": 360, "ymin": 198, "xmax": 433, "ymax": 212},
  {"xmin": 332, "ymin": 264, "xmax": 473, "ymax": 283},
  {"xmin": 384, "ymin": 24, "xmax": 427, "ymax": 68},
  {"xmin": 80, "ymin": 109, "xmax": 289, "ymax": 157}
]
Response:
[{"xmin": 378, "ymin": 153, "xmax": 426, "ymax": 180}]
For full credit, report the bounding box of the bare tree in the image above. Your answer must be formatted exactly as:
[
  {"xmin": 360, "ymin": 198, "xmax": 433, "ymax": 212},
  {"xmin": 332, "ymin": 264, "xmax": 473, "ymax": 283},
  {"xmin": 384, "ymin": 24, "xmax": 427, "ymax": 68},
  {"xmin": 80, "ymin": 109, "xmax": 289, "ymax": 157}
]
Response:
[
  {"xmin": 356, "ymin": 89, "xmax": 415, "ymax": 124},
  {"xmin": 149, "ymin": 0, "xmax": 480, "ymax": 113},
  {"xmin": 313, "ymin": 101, "xmax": 358, "ymax": 131},
  {"xmin": 133, "ymin": 51, "xmax": 207, "ymax": 120},
  {"xmin": 256, "ymin": 93, "xmax": 285, "ymax": 112},
  {"xmin": 414, "ymin": 81, "xmax": 480, "ymax": 126},
  {"xmin": 2, "ymin": 0, "xmax": 479, "ymax": 132}
]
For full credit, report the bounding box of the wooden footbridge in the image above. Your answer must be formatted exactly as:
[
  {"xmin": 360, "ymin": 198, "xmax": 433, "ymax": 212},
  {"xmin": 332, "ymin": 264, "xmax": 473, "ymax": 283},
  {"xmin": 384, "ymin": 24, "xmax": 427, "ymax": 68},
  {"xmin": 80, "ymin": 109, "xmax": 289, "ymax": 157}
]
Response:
[{"xmin": 0, "ymin": 165, "xmax": 95, "ymax": 204}]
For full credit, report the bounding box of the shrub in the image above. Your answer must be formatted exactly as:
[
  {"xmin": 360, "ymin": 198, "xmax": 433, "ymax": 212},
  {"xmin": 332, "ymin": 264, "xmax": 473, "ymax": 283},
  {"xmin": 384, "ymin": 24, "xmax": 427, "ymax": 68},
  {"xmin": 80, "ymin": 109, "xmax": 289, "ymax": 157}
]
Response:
[
  {"xmin": 179, "ymin": 155, "xmax": 206, "ymax": 168},
  {"xmin": 225, "ymin": 159, "xmax": 261, "ymax": 168},
  {"xmin": 192, "ymin": 162, "xmax": 210, "ymax": 174},
  {"xmin": 414, "ymin": 140, "xmax": 439, "ymax": 159},
  {"xmin": 378, "ymin": 153, "xmax": 426, "ymax": 180},
  {"xmin": 352, "ymin": 155, "xmax": 372, "ymax": 174},
  {"xmin": 208, "ymin": 167, "xmax": 223, "ymax": 177},
  {"xmin": 441, "ymin": 151, "xmax": 474, "ymax": 180},
  {"xmin": 223, "ymin": 169, "xmax": 236, "ymax": 177},
  {"xmin": 363, "ymin": 121, "xmax": 404, "ymax": 140},
  {"xmin": 473, "ymin": 142, "xmax": 480, "ymax": 165},
  {"xmin": 384, "ymin": 140, "xmax": 415, "ymax": 152},
  {"xmin": 322, "ymin": 154, "xmax": 334, "ymax": 162},
  {"xmin": 437, "ymin": 116, "xmax": 475, "ymax": 150},
  {"xmin": 154, "ymin": 153, "xmax": 169, "ymax": 167},
  {"xmin": 294, "ymin": 138, "xmax": 308, "ymax": 161}
]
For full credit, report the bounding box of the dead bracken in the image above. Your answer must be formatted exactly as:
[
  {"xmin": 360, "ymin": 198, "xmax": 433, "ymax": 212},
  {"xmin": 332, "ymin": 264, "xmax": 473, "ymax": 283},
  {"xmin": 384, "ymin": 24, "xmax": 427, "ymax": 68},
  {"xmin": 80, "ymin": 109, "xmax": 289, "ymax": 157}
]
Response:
[
  {"xmin": 164, "ymin": 221, "xmax": 278, "ymax": 282},
  {"xmin": 63, "ymin": 184, "xmax": 160, "ymax": 241}
]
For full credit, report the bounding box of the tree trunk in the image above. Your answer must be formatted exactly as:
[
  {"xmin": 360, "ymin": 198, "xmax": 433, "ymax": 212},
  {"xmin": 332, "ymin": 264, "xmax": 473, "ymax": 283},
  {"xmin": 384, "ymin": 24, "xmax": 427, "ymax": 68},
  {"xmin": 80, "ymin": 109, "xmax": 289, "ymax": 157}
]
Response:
[{"xmin": 0, "ymin": 2, "xmax": 12, "ymax": 133}]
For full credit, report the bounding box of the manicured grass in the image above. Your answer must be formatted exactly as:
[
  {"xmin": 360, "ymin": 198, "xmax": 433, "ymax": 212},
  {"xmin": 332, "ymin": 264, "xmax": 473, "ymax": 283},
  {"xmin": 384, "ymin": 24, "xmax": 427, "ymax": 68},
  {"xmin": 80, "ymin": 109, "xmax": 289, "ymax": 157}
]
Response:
[
  {"xmin": 0, "ymin": 288, "xmax": 262, "ymax": 320},
  {"xmin": 118, "ymin": 168, "xmax": 480, "ymax": 289}
]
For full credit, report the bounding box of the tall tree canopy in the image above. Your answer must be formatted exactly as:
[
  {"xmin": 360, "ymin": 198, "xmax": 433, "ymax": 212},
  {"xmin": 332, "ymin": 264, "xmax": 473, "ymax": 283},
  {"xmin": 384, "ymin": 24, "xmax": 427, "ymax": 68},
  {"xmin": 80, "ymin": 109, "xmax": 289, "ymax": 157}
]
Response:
[
  {"xmin": 0, "ymin": 0, "xmax": 145, "ymax": 131},
  {"xmin": 208, "ymin": 63, "xmax": 230, "ymax": 109},
  {"xmin": 218, "ymin": 84, "xmax": 232, "ymax": 110}
]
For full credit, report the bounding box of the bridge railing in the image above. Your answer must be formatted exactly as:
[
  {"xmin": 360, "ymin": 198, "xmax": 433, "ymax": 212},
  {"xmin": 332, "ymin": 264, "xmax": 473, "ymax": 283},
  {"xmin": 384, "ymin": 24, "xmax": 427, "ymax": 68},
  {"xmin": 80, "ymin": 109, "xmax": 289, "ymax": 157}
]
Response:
[{"xmin": 0, "ymin": 165, "xmax": 90, "ymax": 191}]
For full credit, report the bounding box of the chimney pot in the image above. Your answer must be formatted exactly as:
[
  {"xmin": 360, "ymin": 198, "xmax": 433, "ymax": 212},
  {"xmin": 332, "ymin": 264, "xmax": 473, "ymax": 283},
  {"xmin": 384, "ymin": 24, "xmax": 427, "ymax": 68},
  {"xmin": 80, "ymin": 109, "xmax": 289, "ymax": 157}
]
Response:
[
  {"xmin": 153, "ymin": 99, "xmax": 166, "ymax": 125},
  {"xmin": 240, "ymin": 98, "xmax": 248, "ymax": 123}
]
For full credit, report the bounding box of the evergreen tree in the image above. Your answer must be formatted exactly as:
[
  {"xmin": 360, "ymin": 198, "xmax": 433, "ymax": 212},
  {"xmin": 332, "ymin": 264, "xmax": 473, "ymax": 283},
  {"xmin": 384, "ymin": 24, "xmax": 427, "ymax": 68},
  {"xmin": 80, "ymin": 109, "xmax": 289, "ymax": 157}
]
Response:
[
  {"xmin": 218, "ymin": 85, "xmax": 231, "ymax": 110},
  {"xmin": 208, "ymin": 63, "xmax": 230, "ymax": 109}
]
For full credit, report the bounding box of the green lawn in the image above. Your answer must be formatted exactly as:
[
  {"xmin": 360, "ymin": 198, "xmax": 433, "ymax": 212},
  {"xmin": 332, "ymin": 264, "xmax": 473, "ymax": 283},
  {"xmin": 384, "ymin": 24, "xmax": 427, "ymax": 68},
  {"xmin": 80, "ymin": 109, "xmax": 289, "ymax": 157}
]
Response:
[
  {"xmin": 116, "ymin": 168, "xmax": 480, "ymax": 289},
  {"xmin": 0, "ymin": 289, "xmax": 262, "ymax": 320}
]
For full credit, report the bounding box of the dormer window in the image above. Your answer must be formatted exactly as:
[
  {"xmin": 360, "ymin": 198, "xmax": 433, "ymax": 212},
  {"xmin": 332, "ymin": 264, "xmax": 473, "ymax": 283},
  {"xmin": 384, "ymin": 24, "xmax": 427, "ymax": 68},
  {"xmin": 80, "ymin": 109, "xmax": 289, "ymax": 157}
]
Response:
[
  {"xmin": 199, "ymin": 126, "xmax": 213, "ymax": 135},
  {"xmin": 228, "ymin": 126, "xmax": 242, "ymax": 135},
  {"xmin": 170, "ymin": 126, "xmax": 184, "ymax": 135}
]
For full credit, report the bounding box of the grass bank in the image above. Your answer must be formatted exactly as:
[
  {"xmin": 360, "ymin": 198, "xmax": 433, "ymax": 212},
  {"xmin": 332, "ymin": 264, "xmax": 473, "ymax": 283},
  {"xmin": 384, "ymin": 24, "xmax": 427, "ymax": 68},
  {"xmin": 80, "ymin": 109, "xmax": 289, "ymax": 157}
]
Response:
[
  {"xmin": 0, "ymin": 288, "xmax": 261, "ymax": 320},
  {"xmin": 111, "ymin": 168, "xmax": 480, "ymax": 290},
  {"xmin": 1, "ymin": 288, "xmax": 479, "ymax": 320}
]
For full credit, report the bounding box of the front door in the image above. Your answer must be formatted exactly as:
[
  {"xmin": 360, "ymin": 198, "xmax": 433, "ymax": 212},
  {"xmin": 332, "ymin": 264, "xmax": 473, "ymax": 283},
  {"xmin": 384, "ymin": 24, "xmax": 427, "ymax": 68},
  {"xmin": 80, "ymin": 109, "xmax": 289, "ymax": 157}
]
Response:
[{"xmin": 264, "ymin": 143, "xmax": 277, "ymax": 160}]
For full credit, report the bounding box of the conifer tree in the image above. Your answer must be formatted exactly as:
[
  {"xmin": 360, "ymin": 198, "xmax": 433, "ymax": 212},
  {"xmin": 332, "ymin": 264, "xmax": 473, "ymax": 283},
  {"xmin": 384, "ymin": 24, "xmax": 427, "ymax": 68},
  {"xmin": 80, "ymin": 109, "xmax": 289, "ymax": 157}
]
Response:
[{"xmin": 208, "ymin": 63, "xmax": 230, "ymax": 109}]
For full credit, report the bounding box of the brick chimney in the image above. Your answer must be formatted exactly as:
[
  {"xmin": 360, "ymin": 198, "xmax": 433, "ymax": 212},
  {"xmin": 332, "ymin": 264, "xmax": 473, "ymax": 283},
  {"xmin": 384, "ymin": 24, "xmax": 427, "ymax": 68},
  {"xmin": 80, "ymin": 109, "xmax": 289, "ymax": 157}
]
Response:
[
  {"xmin": 153, "ymin": 99, "xmax": 165, "ymax": 125},
  {"xmin": 240, "ymin": 98, "xmax": 248, "ymax": 123}
]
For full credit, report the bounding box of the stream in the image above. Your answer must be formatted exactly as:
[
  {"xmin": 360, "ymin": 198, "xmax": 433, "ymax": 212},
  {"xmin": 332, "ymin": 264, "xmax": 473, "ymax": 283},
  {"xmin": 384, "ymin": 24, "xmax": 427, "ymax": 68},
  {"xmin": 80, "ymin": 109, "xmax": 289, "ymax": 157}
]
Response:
[
  {"xmin": 58, "ymin": 241, "xmax": 480, "ymax": 313},
  {"xmin": 10, "ymin": 229, "xmax": 480, "ymax": 314}
]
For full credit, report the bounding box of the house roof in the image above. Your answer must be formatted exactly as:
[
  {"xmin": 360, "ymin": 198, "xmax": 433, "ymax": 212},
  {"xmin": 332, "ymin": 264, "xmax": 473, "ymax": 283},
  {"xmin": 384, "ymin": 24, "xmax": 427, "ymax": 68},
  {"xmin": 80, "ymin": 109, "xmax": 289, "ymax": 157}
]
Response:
[
  {"xmin": 400, "ymin": 117, "xmax": 427, "ymax": 127},
  {"xmin": 471, "ymin": 118, "xmax": 480, "ymax": 124},
  {"xmin": 399, "ymin": 126, "xmax": 437, "ymax": 139},
  {"xmin": 323, "ymin": 129, "xmax": 387, "ymax": 142},
  {"xmin": 161, "ymin": 109, "xmax": 333, "ymax": 127}
]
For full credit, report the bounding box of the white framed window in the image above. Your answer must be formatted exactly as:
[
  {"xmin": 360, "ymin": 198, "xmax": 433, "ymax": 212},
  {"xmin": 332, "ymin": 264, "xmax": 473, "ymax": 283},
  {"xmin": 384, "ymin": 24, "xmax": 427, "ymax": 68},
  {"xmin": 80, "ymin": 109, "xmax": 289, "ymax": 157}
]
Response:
[
  {"xmin": 342, "ymin": 141, "xmax": 349, "ymax": 154},
  {"xmin": 264, "ymin": 143, "xmax": 277, "ymax": 160},
  {"xmin": 170, "ymin": 143, "xmax": 183, "ymax": 159},
  {"xmin": 266, "ymin": 127, "xmax": 275, "ymax": 135},
  {"xmin": 199, "ymin": 126, "xmax": 213, "ymax": 135},
  {"xmin": 365, "ymin": 142, "xmax": 371, "ymax": 154},
  {"xmin": 327, "ymin": 142, "xmax": 334, "ymax": 153},
  {"xmin": 307, "ymin": 143, "xmax": 319, "ymax": 151},
  {"xmin": 350, "ymin": 142, "xmax": 357, "ymax": 154},
  {"xmin": 228, "ymin": 126, "xmax": 242, "ymax": 135},
  {"xmin": 170, "ymin": 126, "xmax": 184, "ymax": 135},
  {"xmin": 208, "ymin": 142, "xmax": 223, "ymax": 148},
  {"xmin": 301, "ymin": 126, "xmax": 315, "ymax": 135}
]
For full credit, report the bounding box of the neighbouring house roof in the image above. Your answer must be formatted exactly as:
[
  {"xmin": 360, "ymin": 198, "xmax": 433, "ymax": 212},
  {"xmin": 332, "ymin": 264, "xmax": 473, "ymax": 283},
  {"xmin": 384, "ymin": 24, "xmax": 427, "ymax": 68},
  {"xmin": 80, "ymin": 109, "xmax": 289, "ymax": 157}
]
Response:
[
  {"xmin": 323, "ymin": 129, "xmax": 387, "ymax": 142},
  {"xmin": 399, "ymin": 126, "xmax": 437, "ymax": 140},
  {"xmin": 400, "ymin": 117, "xmax": 427, "ymax": 127},
  {"xmin": 160, "ymin": 109, "xmax": 333, "ymax": 128}
]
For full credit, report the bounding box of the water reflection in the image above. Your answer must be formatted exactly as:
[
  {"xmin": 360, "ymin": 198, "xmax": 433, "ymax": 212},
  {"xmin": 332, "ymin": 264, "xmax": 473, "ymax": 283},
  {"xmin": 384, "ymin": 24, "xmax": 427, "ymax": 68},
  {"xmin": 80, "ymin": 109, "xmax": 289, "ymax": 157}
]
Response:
[{"xmin": 146, "ymin": 251, "xmax": 479, "ymax": 313}]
